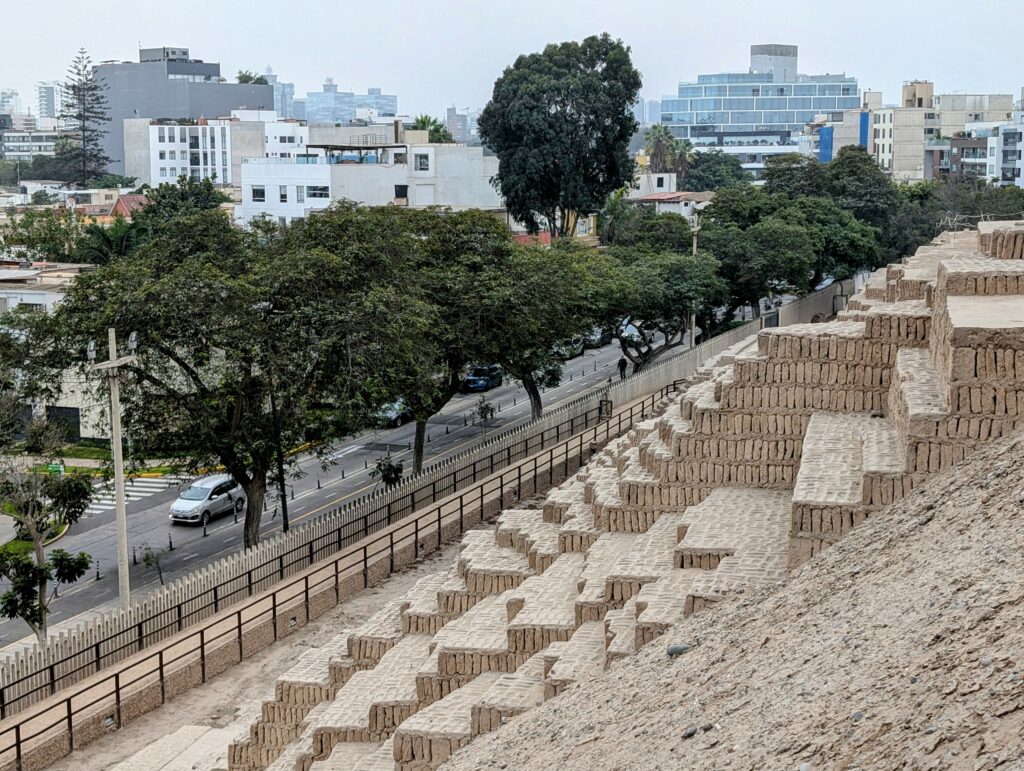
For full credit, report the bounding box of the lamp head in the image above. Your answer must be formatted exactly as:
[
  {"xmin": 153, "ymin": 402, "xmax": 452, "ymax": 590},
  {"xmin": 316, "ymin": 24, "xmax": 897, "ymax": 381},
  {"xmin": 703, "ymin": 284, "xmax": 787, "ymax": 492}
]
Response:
[
  {"xmin": 128, "ymin": 331, "xmax": 139, "ymax": 352},
  {"xmin": 86, "ymin": 340, "xmax": 96, "ymax": 362}
]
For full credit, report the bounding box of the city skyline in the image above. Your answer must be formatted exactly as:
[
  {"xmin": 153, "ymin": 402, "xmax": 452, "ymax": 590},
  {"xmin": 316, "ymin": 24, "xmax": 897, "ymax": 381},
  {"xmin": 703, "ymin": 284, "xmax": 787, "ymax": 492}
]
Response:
[{"xmin": 2, "ymin": 0, "xmax": 1022, "ymax": 124}]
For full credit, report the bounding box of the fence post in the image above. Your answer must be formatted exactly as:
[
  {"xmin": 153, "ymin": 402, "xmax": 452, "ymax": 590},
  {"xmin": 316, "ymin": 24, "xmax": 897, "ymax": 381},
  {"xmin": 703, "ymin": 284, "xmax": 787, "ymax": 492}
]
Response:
[
  {"xmin": 114, "ymin": 670, "xmax": 122, "ymax": 726},
  {"xmin": 66, "ymin": 697, "xmax": 74, "ymax": 750},
  {"xmin": 459, "ymin": 493, "xmax": 465, "ymax": 532},
  {"xmin": 389, "ymin": 531, "xmax": 395, "ymax": 573},
  {"xmin": 271, "ymin": 592, "xmax": 278, "ymax": 641},
  {"xmin": 303, "ymin": 575, "xmax": 310, "ymax": 618},
  {"xmin": 15, "ymin": 720, "xmax": 22, "ymax": 770},
  {"xmin": 436, "ymin": 507, "xmax": 442, "ymax": 549},
  {"xmin": 213, "ymin": 586, "xmax": 219, "ymax": 614},
  {"xmin": 362, "ymin": 545, "xmax": 368, "ymax": 587},
  {"xmin": 308, "ymin": 540, "xmax": 315, "ymax": 567},
  {"xmin": 48, "ymin": 664, "xmax": 56, "ymax": 695},
  {"xmin": 414, "ymin": 518, "xmax": 419, "ymax": 559},
  {"xmin": 199, "ymin": 628, "xmax": 207, "ymax": 682},
  {"xmin": 158, "ymin": 650, "xmax": 166, "ymax": 703},
  {"xmin": 237, "ymin": 610, "xmax": 244, "ymax": 660}
]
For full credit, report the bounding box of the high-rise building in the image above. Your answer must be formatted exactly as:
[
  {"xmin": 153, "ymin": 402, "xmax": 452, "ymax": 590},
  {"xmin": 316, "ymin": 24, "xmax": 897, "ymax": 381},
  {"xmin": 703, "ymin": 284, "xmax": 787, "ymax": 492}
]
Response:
[
  {"xmin": 660, "ymin": 44, "xmax": 860, "ymax": 179},
  {"xmin": 264, "ymin": 66, "xmax": 295, "ymax": 119},
  {"xmin": 94, "ymin": 46, "xmax": 274, "ymax": 174},
  {"xmin": 36, "ymin": 81, "xmax": 62, "ymax": 119},
  {"xmin": 0, "ymin": 89, "xmax": 22, "ymax": 114},
  {"xmin": 306, "ymin": 78, "xmax": 355, "ymax": 124},
  {"xmin": 354, "ymin": 87, "xmax": 397, "ymax": 117}
]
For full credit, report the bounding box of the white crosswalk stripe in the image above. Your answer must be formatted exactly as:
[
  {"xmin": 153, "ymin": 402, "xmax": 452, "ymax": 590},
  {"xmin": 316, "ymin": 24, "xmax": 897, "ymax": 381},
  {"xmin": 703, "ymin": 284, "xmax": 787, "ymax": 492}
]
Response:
[{"xmin": 83, "ymin": 476, "xmax": 192, "ymax": 516}]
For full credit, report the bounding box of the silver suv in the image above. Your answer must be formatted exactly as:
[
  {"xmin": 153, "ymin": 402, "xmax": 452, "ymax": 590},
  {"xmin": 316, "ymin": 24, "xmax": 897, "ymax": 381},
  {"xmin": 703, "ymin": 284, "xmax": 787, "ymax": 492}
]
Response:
[{"xmin": 168, "ymin": 474, "xmax": 246, "ymax": 526}]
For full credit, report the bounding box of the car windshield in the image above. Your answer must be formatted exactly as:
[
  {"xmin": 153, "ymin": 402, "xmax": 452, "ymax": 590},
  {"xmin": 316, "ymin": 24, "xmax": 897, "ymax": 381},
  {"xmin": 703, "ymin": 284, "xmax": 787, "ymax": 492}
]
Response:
[
  {"xmin": 180, "ymin": 485, "xmax": 211, "ymax": 501},
  {"xmin": 471, "ymin": 368, "xmax": 488, "ymax": 377}
]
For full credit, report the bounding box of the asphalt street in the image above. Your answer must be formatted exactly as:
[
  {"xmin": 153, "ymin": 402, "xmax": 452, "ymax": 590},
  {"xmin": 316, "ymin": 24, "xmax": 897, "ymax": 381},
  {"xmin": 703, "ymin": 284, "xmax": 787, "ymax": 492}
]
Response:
[{"xmin": 0, "ymin": 343, "xmax": 627, "ymax": 647}]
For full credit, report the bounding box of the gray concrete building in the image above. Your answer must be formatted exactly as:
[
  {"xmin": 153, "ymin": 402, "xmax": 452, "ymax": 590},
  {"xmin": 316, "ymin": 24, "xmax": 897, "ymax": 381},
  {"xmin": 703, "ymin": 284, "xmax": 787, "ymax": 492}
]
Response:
[{"xmin": 94, "ymin": 46, "xmax": 273, "ymax": 175}]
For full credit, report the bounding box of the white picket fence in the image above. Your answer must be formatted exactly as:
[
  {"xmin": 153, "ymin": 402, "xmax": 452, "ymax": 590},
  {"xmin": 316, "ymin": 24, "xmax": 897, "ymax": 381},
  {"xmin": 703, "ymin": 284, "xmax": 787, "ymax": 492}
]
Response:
[{"xmin": 0, "ymin": 282, "xmax": 846, "ymax": 716}]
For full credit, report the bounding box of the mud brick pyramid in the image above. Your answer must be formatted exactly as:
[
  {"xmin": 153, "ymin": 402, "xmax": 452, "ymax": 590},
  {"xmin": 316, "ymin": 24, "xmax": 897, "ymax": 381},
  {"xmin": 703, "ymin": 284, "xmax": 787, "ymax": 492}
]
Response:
[{"xmin": 225, "ymin": 226, "xmax": 1024, "ymax": 770}]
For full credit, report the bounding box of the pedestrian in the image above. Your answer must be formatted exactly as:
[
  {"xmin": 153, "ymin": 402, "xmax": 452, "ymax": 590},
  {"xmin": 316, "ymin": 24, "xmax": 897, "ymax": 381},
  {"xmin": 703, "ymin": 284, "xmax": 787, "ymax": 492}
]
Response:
[{"xmin": 617, "ymin": 356, "xmax": 628, "ymax": 380}]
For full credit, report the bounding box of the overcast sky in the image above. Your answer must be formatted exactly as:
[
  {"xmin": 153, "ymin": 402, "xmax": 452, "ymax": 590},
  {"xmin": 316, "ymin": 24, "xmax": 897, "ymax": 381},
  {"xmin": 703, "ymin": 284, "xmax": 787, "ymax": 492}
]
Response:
[{"xmin": 5, "ymin": 0, "xmax": 1022, "ymax": 117}]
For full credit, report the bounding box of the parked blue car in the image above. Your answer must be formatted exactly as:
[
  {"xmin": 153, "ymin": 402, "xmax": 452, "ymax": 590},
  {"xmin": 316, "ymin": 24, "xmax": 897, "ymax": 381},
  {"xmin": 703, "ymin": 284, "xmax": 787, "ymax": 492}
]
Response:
[{"xmin": 462, "ymin": 364, "xmax": 503, "ymax": 392}]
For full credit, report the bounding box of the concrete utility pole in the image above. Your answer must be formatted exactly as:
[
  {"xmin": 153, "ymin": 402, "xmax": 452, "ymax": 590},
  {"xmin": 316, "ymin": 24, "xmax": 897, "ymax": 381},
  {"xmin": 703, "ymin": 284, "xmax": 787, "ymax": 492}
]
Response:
[{"xmin": 88, "ymin": 328, "xmax": 138, "ymax": 610}]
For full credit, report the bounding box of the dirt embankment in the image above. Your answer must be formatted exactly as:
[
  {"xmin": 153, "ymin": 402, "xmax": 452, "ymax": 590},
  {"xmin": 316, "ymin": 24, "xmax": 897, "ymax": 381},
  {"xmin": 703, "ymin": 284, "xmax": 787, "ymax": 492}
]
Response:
[{"xmin": 446, "ymin": 433, "xmax": 1024, "ymax": 770}]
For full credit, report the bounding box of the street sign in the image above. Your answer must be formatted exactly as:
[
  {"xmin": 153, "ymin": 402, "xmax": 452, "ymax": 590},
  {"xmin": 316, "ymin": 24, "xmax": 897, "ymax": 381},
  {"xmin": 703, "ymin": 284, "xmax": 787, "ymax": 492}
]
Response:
[{"xmin": 46, "ymin": 463, "xmax": 64, "ymax": 475}]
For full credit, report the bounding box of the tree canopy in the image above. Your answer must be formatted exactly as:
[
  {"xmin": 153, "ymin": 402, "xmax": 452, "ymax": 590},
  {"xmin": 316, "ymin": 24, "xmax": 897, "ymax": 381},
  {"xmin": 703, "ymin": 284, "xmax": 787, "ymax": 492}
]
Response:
[
  {"xmin": 57, "ymin": 49, "xmax": 112, "ymax": 188},
  {"xmin": 479, "ymin": 33, "xmax": 642, "ymax": 237},
  {"xmin": 680, "ymin": 150, "xmax": 750, "ymax": 191},
  {"xmin": 236, "ymin": 70, "xmax": 269, "ymax": 85}
]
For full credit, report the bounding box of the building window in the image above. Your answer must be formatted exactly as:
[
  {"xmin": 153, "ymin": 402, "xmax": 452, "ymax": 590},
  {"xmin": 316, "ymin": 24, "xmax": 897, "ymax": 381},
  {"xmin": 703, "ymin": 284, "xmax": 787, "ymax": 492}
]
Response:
[
  {"xmin": 158, "ymin": 127, "xmax": 165, "ymax": 142},
  {"xmin": 158, "ymin": 150, "xmax": 166, "ymax": 160},
  {"xmin": 306, "ymin": 185, "xmax": 329, "ymax": 199},
  {"xmin": 159, "ymin": 167, "xmax": 167, "ymax": 177},
  {"xmin": 222, "ymin": 151, "xmax": 228, "ymax": 166},
  {"xmin": 279, "ymin": 185, "xmax": 288, "ymax": 203},
  {"xmin": 179, "ymin": 127, "xmax": 186, "ymax": 142},
  {"xmin": 296, "ymin": 186, "xmax": 305, "ymax": 203},
  {"xmin": 394, "ymin": 184, "xmax": 408, "ymax": 199},
  {"xmin": 655, "ymin": 176, "xmax": 664, "ymax": 188},
  {"xmin": 251, "ymin": 185, "xmax": 266, "ymax": 202},
  {"xmin": 414, "ymin": 153, "xmax": 430, "ymax": 171},
  {"xmin": 168, "ymin": 150, "xmax": 176, "ymax": 160}
]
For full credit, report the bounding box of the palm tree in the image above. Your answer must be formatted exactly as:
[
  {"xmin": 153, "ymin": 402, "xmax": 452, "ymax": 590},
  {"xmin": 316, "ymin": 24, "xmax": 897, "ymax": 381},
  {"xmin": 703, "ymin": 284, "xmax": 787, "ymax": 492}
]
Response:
[
  {"xmin": 668, "ymin": 138, "xmax": 696, "ymax": 184},
  {"xmin": 411, "ymin": 115, "xmax": 454, "ymax": 144},
  {"xmin": 644, "ymin": 124, "xmax": 676, "ymax": 174},
  {"xmin": 76, "ymin": 218, "xmax": 136, "ymax": 264}
]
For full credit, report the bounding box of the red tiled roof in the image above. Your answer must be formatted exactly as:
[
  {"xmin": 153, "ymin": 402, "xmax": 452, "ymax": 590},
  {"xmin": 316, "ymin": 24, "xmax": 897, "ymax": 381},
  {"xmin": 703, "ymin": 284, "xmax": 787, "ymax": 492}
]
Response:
[{"xmin": 112, "ymin": 194, "xmax": 148, "ymax": 217}]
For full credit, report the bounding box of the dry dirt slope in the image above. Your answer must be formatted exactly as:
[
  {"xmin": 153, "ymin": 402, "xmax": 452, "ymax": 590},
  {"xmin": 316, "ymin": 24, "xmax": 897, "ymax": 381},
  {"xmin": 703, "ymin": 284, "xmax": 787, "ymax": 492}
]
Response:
[{"xmin": 446, "ymin": 431, "xmax": 1024, "ymax": 771}]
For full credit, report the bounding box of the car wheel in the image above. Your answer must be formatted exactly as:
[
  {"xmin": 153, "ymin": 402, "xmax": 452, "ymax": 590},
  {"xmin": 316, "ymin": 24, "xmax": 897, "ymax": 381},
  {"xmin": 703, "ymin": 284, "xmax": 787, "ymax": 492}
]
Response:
[
  {"xmin": 234, "ymin": 498, "xmax": 244, "ymax": 514},
  {"xmin": 200, "ymin": 510, "xmax": 210, "ymax": 527}
]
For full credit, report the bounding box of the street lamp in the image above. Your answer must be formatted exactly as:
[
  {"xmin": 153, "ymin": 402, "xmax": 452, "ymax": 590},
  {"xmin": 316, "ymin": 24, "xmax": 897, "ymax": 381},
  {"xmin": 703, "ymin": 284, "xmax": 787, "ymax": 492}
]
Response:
[{"xmin": 88, "ymin": 328, "xmax": 137, "ymax": 610}]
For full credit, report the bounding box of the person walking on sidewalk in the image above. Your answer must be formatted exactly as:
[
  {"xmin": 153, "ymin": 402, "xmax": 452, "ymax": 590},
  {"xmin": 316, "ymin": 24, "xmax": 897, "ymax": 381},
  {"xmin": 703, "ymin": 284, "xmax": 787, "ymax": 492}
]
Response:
[{"xmin": 617, "ymin": 356, "xmax": 628, "ymax": 380}]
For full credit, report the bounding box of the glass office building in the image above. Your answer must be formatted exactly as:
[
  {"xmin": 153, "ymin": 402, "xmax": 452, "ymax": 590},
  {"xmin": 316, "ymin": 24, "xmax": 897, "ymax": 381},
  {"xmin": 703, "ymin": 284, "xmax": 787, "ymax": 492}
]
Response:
[{"xmin": 660, "ymin": 46, "xmax": 859, "ymax": 145}]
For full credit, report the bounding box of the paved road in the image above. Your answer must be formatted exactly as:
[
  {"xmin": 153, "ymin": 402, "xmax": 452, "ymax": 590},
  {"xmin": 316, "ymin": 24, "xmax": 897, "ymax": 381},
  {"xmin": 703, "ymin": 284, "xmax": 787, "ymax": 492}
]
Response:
[{"xmin": 0, "ymin": 343, "xmax": 628, "ymax": 647}]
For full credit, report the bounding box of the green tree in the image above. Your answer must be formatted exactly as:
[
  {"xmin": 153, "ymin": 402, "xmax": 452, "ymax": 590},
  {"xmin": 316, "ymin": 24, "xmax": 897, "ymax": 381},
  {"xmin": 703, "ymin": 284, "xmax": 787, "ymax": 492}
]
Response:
[
  {"xmin": 479, "ymin": 33, "xmax": 642, "ymax": 237},
  {"xmin": 480, "ymin": 241, "xmax": 597, "ymax": 418},
  {"xmin": 0, "ymin": 208, "xmax": 88, "ymax": 262},
  {"xmin": 596, "ymin": 248, "xmax": 728, "ymax": 370},
  {"xmin": 611, "ymin": 207, "xmax": 692, "ymax": 252},
  {"xmin": 74, "ymin": 217, "xmax": 137, "ymax": 264},
  {"xmin": 763, "ymin": 154, "xmax": 828, "ymax": 198},
  {"xmin": 30, "ymin": 190, "xmax": 57, "ymax": 205},
  {"xmin": 411, "ymin": 115, "xmax": 454, "ymax": 144},
  {"xmin": 131, "ymin": 176, "xmax": 230, "ymax": 241},
  {"xmin": 0, "ymin": 400, "xmax": 93, "ymax": 645},
  {"xmin": 644, "ymin": 124, "xmax": 676, "ymax": 174},
  {"xmin": 788, "ymin": 196, "xmax": 880, "ymax": 286},
  {"xmin": 681, "ymin": 150, "xmax": 750, "ymax": 191},
  {"xmin": 57, "ymin": 49, "xmax": 112, "ymax": 188},
  {"xmin": 824, "ymin": 146, "xmax": 897, "ymax": 234},
  {"xmin": 88, "ymin": 174, "xmax": 138, "ymax": 189},
  {"xmin": 236, "ymin": 70, "xmax": 268, "ymax": 85},
  {"xmin": 35, "ymin": 209, "xmax": 421, "ymax": 548}
]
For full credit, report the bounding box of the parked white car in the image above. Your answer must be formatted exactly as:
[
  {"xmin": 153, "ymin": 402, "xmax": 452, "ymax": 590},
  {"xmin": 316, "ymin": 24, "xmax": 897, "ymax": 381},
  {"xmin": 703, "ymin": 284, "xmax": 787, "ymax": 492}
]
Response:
[{"xmin": 168, "ymin": 474, "xmax": 246, "ymax": 526}]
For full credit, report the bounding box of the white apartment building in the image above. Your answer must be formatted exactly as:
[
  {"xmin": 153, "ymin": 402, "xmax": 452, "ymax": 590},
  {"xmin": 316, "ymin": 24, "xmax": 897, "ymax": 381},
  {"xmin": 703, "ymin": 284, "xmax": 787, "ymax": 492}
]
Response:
[
  {"xmin": 123, "ymin": 117, "xmax": 236, "ymax": 186},
  {"xmin": 237, "ymin": 139, "xmax": 503, "ymax": 225},
  {"xmin": 0, "ymin": 127, "xmax": 62, "ymax": 162}
]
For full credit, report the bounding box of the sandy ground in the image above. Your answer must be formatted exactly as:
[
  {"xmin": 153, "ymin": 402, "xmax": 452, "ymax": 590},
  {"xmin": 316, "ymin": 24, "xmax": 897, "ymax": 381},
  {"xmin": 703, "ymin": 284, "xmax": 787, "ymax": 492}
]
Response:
[
  {"xmin": 48, "ymin": 540, "xmax": 464, "ymax": 771},
  {"xmin": 446, "ymin": 432, "xmax": 1024, "ymax": 771}
]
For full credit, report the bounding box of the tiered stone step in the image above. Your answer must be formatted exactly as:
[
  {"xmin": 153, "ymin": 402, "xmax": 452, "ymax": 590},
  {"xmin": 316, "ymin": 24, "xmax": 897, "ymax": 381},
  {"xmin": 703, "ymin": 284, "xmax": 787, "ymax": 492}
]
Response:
[
  {"xmin": 605, "ymin": 511, "xmax": 688, "ymax": 605},
  {"xmin": 505, "ymin": 553, "xmax": 585, "ymax": 655},
  {"xmin": 603, "ymin": 598, "xmax": 638, "ymax": 662},
  {"xmin": 310, "ymin": 636, "xmax": 432, "ymax": 760},
  {"xmin": 495, "ymin": 508, "xmax": 561, "ymax": 571},
  {"xmin": 724, "ymin": 322, "xmax": 893, "ymax": 414},
  {"xmin": 392, "ymin": 673, "xmax": 502, "ymax": 770},
  {"xmin": 347, "ymin": 601, "xmax": 405, "ymax": 663},
  {"xmin": 557, "ymin": 502, "xmax": 601, "ymax": 553},
  {"xmin": 790, "ymin": 412, "xmax": 907, "ymax": 566},
  {"xmin": 401, "ymin": 574, "xmax": 456, "ymax": 636},
  {"xmin": 428, "ymin": 594, "xmax": 531, "ymax": 680},
  {"xmin": 672, "ymin": 487, "xmax": 792, "ymax": 615},
  {"xmin": 633, "ymin": 571, "xmax": 700, "ymax": 648},
  {"xmin": 469, "ymin": 653, "xmax": 546, "ymax": 737},
  {"xmin": 542, "ymin": 620, "xmax": 606, "ymax": 698},
  {"xmin": 575, "ymin": 533, "xmax": 639, "ymax": 623},
  {"xmin": 456, "ymin": 529, "xmax": 534, "ymax": 595},
  {"xmin": 542, "ymin": 478, "xmax": 586, "ymax": 523},
  {"xmin": 228, "ymin": 634, "xmax": 363, "ymax": 771},
  {"xmin": 265, "ymin": 701, "xmax": 332, "ymax": 771},
  {"xmin": 222, "ymin": 695, "xmax": 276, "ymax": 771},
  {"xmin": 306, "ymin": 741, "xmax": 379, "ymax": 770},
  {"xmin": 840, "ymin": 299, "xmax": 932, "ymax": 347}
]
